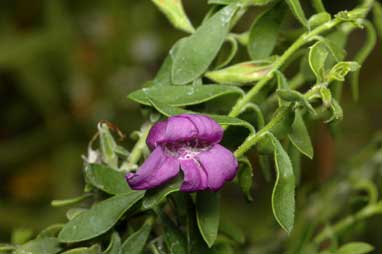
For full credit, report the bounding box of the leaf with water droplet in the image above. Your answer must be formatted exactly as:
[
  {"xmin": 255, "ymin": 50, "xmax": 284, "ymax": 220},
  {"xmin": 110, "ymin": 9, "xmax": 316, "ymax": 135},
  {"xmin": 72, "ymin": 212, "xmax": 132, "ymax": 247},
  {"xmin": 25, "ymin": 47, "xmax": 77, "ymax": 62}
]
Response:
[
  {"xmin": 128, "ymin": 84, "xmax": 243, "ymax": 107},
  {"xmin": 172, "ymin": 4, "xmax": 239, "ymax": 84}
]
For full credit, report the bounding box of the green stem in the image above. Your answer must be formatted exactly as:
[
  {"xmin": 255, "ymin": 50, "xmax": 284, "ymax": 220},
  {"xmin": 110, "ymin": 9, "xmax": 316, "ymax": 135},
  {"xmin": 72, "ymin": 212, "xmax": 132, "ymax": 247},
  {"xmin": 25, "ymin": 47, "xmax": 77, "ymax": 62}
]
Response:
[
  {"xmin": 228, "ymin": 19, "xmax": 342, "ymax": 118},
  {"xmin": 128, "ymin": 123, "xmax": 152, "ymax": 165},
  {"xmin": 314, "ymin": 202, "xmax": 382, "ymax": 244},
  {"xmin": 231, "ymin": 0, "xmax": 375, "ymax": 158},
  {"xmin": 51, "ymin": 193, "xmax": 93, "ymax": 207}
]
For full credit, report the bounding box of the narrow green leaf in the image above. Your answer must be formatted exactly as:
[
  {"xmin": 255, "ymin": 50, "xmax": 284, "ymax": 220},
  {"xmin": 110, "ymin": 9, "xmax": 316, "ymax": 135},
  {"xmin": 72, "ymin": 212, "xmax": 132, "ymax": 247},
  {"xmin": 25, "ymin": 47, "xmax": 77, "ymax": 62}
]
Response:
[
  {"xmin": 128, "ymin": 85, "xmax": 243, "ymax": 107},
  {"xmin": 309, "ymin": 41, "xmax": 329, "ymax": 82},
  {"xmin": 238, "ymin": 158, "xmax": 254, "ymax": 201},
  {"xmin": 288, "ymin": 144, "xmax": 301, "ymax": 185},
  {"xmin": 328, "ymin": 61, "xmax": 360, "ymax": 82},
  {"xmin": 350, "ymin": 20, "xmax": 377, "ymax": 101},
  {"xmin": 308, "ymin": 12, "xmax": 331, "ymax": 29},
  {"xmin": 373, "ymin": 2, "xmax": 382, "ymax": 38},
  {"xmin": 205, "ymin": 60, "xmax": 273, "ymax": 84},
  {"xmin": 151, "ymin": 0, "xmax": 194, "ymax": 33},
  {"xmin": 337, "ymin": 242, "xmax": 374, "ymax": 254},
  {"xmin": 105, "ymin": 232, "xmax": 122, "ymax": 254},
  {"xmin": 319, "ymin": 86, "xmax": 332, "ymax": 107},
  {"xmin": 142, "ymin": 176, "xmax": 182, "ymax": 210},
  {"xmin": 215, "ymin": 36, "xmax": 238, "ymax": 69},
  {"xmin": 172, "ymin": 4, "xmax": 238, "ymax": 84},
  {"xmin": 248, "ymin": 3, "xmax": 285, "ymax": 60},
  {"xmin": 325, "ymin": 98, "xmax": 343, "ymax": 123},
  {"xmin": 265, "ymin": 133, "xmax": 295, "ymax": 233},
  {"xmin": 61, "ymin": 245, "xmax": 101, "ymax": 254},
  {"xmin": 58, "ymin": 192, "xmax": 145, "ymax": 243},
  {"xmin": 208, "ymin": 0, "xmax": 273, "ymax": 6},
  {"xmin": 152, "ymin": 55, "xmax": 173, "ymax": 87},
  {"xmin": 11, "ymin": 228, "xmax": 33, "ymax": 244},
  {"xmin": 98, "ymin": 123, "xmax": 118, "ymax": 169},
  {"xmin": 14, "ymin": 238, "xmax": 61, "ymax": 254},
  {"xmin": 51, "ymin": 193, "xmax": 92, "ymax": 207},
  {"xmin": 196, "ymin": 192, "xmax": 221, "ymax": 247},
  {"xmin": 312, "ymin": 0, "xmax": 326, "ymax": 12},
  {"xmin": 85, "ymin": 163, "xmax": 132, "ymax": 195},
  {"xmin": 147, "ymin": 97, "xmax": 255, "ymax": 134},
  {"xmin": 162, "ymin": 215, "xmax": 188, "ymax": 254},
  {"xmin": 275, "ymin": 71, "xmax": 289, "ymax": 106},
  {"xmin": 276, "ymin": 89, "xmax": 316, "ymax": 116},
  {"xmin": 288, "ymin": 111, "xmax": 313, "ymax": 159},
  {"xmin": 285, "ymin": 0, "xmax": 308, "ymax": 28},
  {"xmin": 37, "ymin": 224, "xmax": 64, "ymax": 238},
  {"xmin": 121, "ymin": 219, "xmax": 153, "ymax": 254},
  {"xmin": 0, "ymin": 243, "xmax": 15, "ymax": 251}
]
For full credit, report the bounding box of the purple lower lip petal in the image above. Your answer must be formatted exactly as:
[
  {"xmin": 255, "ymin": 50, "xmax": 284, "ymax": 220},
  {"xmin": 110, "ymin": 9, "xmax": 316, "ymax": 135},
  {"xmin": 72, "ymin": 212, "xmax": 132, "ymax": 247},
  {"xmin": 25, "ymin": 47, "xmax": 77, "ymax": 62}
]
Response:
[{"xmin": 126, "ymin": 114, "xmax": 238, "ymax": 192}]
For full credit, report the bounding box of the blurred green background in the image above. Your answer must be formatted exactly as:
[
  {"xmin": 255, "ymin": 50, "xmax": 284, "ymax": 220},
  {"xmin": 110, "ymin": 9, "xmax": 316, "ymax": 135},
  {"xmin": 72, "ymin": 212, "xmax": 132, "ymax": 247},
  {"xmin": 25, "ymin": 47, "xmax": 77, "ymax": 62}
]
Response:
[{"xmin": 0, "ymin": 0, "xmax": 381, "ymax": 246}]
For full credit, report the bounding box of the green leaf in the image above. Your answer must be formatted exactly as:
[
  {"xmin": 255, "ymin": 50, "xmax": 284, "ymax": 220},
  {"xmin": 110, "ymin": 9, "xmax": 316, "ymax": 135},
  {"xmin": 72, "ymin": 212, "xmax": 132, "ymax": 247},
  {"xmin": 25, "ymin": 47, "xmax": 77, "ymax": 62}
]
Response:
[
  {"xmin": 105, "ymin": 232, "xmax": 122, "ymax": 254},
  {"xmin": 215, "ymin": 36, "xmax": 238, "ymax": 69},
  {"xmin": 142, "ymin": 176, "xmax": 182, "ymax": 210},
  {"xmin": 58, "ymin": 192, "xmax": 145, "ymax": 243},
  {"xmin": 208, "ymin": 0, "xmax": 273, "ymax": 6},
  {"xmin": 98, "ymin": 123, "xmax": 118, "ymax": 169},
  {"xmin": 51, "ymin": 193, "xmax": 92, "ymax": 207},
  {"xmin": 337, "ymin": 242, "xmax": 374, "ymax": 254},
  {"xmin": 238, "ymin": 158, "xmax": 254, "ymax": 201},
  {"xmin": 152, "ymin": 55, "xmax": 173, "ymax": 87},
  {"xmin": 328, "ymin": 61, "xmax": 360, "ymax": 82},
  {"xmin": 319, "ymin": 86, "xmax": 332, "ymax": 107},
  {"xmin": 373, "ymin": 2, "xmax": 382, "ymax": 38},
  {"xmin": 276, "ymin": 89, "xmax": 316, "ymax": 116},
  {"xmin": 312, "ymin": 0, "xmax": 326, "ymax": 12},
  {"xmin": 85, "ymin": 163, "xmax": 133, "ymax": 195},
  {"xmin": 288, "ymin": 144, "xmax": 301, "ymax": 185},
  {"xmin": 11, "ymin": 228, "xmax": 33, "ymax": 244},
  {"xmin": 128, "ymin": 84, "xmax": 243, "ymax": 107},
  {"xmin": 350, "ymin": 20, "xmax": 377, "ymax": 101},
  {"xmin": 162, "ymin": 215, "xmax": 188, "ymax": 254},
  {"xmin": 61, "ymin": 245, "xmax": 102, "ymax": 254},
  {"xmin": 248, "ymin": 3, "xmax": 285, "ymax": 60},
  {"xmin": 219, "ymin": 221, "xmax": 245, "ymax": 244},
  {"xmin": 266, "ymin": 133, "xmax": 295, "ymax": 233},
  {"xmin": 151, "ymin": 0, "xmax": 194, "ymax": 33},
  {"xmin": 14, "ymin": 238, "xmax": 61, "ymax": 254},
  {"xmin": 275, "ymin": 71, "xmax": 289, "ymax": 106},
  {"xmin": 37, "ymin": 224, "xmax": 64, "ymax": 238},
  {"xmin": 308, "ymin": 12, "xmax": 331, "ymax": 29},
  {"xmin": 309, "ymin": 41, "xmax": 329, "ymax": 82},
  {"xmin": 172, "ymin": 4, "xmax": 238, "ymax": 84},
  {"xmin": 205, "ymin": 60, "xmax": 273, "ymax": 84},
  {"xmin": 288, "ymin": 111, "xmax": 313, "ymax": 159},
  {"xmin": 325, "ymin": 98, "xmax": 343, "ymax": 123},
  {"xmin": 196, "ymin": 191, "xmax": 221, "ymax": 247},
  {"xmin": 147, "ymin": 97, "xmax": 255, "ymax": 134},
  {"xmin": 121, "ymin": 219, "xmax": 153, "ymax": 254},
  {"xmin": 66, "ymin": 208, "xmax": 87, "ymax": 221},
  {"xmin": 285, "ymin": 0, "xmax": 308, "ymax": 28}
]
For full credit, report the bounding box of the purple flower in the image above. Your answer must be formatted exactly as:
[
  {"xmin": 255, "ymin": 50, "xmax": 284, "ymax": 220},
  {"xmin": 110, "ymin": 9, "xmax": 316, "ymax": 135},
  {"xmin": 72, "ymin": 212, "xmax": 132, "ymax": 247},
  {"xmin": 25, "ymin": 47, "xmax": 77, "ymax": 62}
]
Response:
[{"xmin": 126, "ymin": 114, "xmax": 238, "ymax": 192}]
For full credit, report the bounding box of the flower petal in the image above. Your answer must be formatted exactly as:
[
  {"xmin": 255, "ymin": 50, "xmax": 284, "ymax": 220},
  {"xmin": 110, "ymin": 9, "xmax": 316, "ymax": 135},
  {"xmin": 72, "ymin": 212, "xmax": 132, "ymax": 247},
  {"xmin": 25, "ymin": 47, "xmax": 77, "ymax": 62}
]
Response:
[
  {"xmin": 126, "ymin": 146, "xmax": 180, "ymax": 190},
  {"xmin": 179, "ymin": 159, "xmax": 208, "ymax": 192},
  {"xmin": 182, "ymin": 114, "xmax": 223, "ymax": 144},
  {"xmin": 147, "ymin": 121, "xmax": 167, "ymax": 150},
  {"xmin": 146, "ymin": 114, "xmax": 223, "ymax": 149},
  {"xmin": 196, "ymin": 144, "xmax": 238, "ymax": 191}
]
